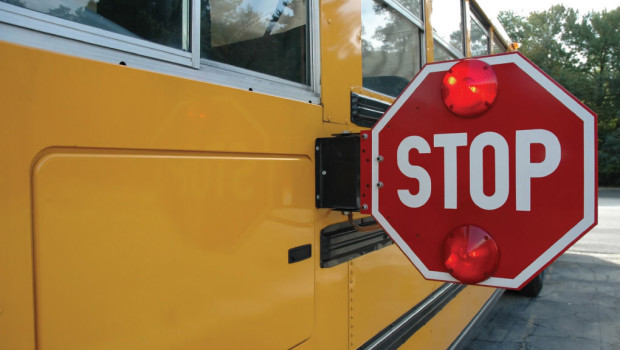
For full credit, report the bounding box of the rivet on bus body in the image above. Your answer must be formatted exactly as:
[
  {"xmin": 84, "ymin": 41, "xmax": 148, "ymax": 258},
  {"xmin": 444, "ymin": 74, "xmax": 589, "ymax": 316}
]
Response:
[
  {"xmin": 322, "ymin": 170, "xmax": 327, "ymax": 175},
  {"xmin": 377, "ymin": 155, "xmax": 384, "ymax": 162},
  {"xmin": 361, "ymin": 204, "xmax": 368, "ymax": 210},
  {"xmin": 377, "ymin": 182, "xmax": 384, "ymax": 188}
]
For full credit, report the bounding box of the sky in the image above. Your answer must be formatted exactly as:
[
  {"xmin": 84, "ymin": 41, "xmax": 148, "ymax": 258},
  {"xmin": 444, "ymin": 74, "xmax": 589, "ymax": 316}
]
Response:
[{"xmin": 478, "ymin": 0, "xmax": 618, "ymax": 17}]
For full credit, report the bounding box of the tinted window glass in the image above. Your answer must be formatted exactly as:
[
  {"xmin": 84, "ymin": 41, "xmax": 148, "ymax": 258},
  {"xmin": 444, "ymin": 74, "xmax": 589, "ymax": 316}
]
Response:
[
  {"xmin": 492, "ymin": 37, "xmax": 506, "ymax": 54},
  {"xmin": 362, "ymin": 0, "xmax": 421, "ymax": 97},
  {"xmin": 470, "ymin": 17, "xmax": 489, "ymax": 56},
  {"xmin": 2, "ymin": 0, "xmax": 187, "ymax": 49},
  {"xmin": 433, "ymin": 40, "xmax": 457, "ymax": 61},
  {"xmin": 201, "ymin": 0, "xmax": 309, "ymax": 84},
  {"xmin": 395, "ymin": 0, "xmax": 422, "ymax": 20},
  {"xmin": 431, "ymin": 0, "xmax": 463, "ymax": 54}
]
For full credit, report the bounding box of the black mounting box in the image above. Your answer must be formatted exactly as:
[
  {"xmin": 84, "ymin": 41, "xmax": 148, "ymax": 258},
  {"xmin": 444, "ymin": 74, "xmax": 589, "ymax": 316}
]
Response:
[{"xmin": 315, "ymin": 134, "xmax": 361, "ymax": 211}]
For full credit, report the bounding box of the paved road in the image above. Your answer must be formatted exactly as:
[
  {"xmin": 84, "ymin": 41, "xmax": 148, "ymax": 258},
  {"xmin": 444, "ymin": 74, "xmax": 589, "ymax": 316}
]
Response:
[
  {"xmin": 571, "ymin": 188, "xmax": 620, "ymax": 257},
  {"xmin": 463, "ymin": 188, "xmax": 620, "ymax": 350}
]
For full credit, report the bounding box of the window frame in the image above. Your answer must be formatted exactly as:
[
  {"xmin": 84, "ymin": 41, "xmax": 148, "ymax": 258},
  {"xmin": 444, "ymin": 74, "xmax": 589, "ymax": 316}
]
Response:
[
  {"xmin": 0, "ymin": 2, "xmax": 194, "ymax": 66},
  {"xmin": 0, "ymin": 0, "xmax": 320, "ymax": 103}
]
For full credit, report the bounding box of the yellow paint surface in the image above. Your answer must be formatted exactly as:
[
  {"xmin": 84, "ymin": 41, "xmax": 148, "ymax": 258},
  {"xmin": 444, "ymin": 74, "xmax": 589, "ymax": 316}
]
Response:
[
  {"xmin": 0, "ymin": 41, "xmax": 323, "ymax": 349},
  {"xmin": 349, "ymin": 245, "xmax": 444, "ymax": 348},
  {"xmin": 320, "ymin": 0, "xmax": 363, "ymax": 125},
  {"xmin": 401, "ymin": 286, "xmax": 496, "ymax": 349},
  {"xmin": 0, "ymin": 0, "xmax": 507, "ymax": 347},
  {"xmin": 32, "ymin": 151, "xmax": 314, "ymax": 349}
]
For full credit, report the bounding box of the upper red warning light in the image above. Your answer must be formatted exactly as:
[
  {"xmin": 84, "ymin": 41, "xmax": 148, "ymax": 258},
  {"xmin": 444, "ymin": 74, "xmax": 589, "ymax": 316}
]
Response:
[{"xmin": 441, "ymin": 59, "xmax": 498, "ymax": 118}]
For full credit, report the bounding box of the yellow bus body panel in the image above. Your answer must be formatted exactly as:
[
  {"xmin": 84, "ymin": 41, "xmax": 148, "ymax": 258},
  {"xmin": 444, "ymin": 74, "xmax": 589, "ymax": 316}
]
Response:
[
  {"xmin": 0, "ymin": 42, "xmax": 322, "ymax": 349},
  {"xmin": 348, "ymin": 245, "xmax": 443, "ymax": 348},
  {"xmin": 32, "ymin": 151, "xmax": 315, "ymax": 349},
  {"xmin": 320, "ymin": 0, "xmax": 363, "ymax": 125},
  {"xmin": 0, "ymin": 0, "xmax": 506, "ymax": 348}
]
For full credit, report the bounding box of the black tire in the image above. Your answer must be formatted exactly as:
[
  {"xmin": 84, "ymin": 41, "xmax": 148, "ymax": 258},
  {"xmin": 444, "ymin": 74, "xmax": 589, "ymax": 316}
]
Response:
[{"xmin": 517, "ymin": 270, "xmax": 545, "ymax": 298}]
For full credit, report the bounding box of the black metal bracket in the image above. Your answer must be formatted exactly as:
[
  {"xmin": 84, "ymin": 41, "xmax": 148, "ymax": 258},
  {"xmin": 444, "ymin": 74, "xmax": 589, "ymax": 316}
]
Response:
[
  {"xmin": 320, "ymin": 217, "xmax": 393, "ymax": 268},
  {"xmin": 315, "ymin": 134, "xmax": 361, "ymax": 211},
  {"xmin": 351, "ymin": 92, "xmax": 391, "ymax": 128}
]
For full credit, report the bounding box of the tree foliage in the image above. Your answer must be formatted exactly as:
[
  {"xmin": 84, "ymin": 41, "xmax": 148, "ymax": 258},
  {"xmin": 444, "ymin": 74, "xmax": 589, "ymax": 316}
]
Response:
[{"xmin": 499, "ymin": 6, "xmax": 620, "ymax": 186}]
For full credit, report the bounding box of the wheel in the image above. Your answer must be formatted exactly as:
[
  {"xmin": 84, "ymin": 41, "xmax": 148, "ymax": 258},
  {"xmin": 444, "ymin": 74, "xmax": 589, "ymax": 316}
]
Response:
[{"xmin": 517, "ymin": 270, "xmax": 545, "ymax": 297}]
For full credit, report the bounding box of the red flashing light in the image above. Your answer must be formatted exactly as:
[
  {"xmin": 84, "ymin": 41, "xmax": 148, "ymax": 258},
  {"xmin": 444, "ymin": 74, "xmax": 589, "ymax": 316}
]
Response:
[
  {"xmin": 442, "ymin": 224, "xmax": 499, "ymax": 284},
  {"xmin": 441, "ymin": 59, "xmax": 498, "ymax": 118}
]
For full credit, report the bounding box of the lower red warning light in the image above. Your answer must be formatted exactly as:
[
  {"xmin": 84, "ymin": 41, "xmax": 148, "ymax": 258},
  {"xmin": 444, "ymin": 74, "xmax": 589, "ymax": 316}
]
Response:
[{"xmin": 442, "ymin": 224, "xmax": 500, "ymax": 284}]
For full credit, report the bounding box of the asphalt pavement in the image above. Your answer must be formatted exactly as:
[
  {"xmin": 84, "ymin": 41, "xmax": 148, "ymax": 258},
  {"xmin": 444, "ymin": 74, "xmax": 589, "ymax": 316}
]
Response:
[{"xmin": 463, "ymin": 188, "xmax": 620, "ymax": 350}]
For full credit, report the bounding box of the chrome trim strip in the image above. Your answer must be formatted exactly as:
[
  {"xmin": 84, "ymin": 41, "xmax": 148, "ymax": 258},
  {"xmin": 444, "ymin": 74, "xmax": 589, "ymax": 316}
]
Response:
[
  {"xmin": 199, "ymin": 58, "xmax": 317, "ymax": 95},
  {"xmin": 360, "ymin": 283, "xmax": 465, "ymax": 350},
  {"xmin": 309, "ymin": 0, "xmax": 321, "ymax": 96},
  {"xmin": 182, "ymin": 0, "xmax": 190, "ymax": 51},
  {"xmin": 191, "ymin": 0, "xmax": 201, "ymax": 68}
]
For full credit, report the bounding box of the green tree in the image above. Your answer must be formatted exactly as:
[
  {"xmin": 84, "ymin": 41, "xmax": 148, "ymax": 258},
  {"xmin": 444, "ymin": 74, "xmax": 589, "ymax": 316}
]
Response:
[{"xmin": 499, "ymin": 6, "xmax": 620, "ymax": 186}]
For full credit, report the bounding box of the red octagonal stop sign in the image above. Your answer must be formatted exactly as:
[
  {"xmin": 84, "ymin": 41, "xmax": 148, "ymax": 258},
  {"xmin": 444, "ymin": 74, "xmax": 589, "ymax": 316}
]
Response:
[{"xmin": 360, "ymin": 52, "xmax": 597, "ymax": 289}]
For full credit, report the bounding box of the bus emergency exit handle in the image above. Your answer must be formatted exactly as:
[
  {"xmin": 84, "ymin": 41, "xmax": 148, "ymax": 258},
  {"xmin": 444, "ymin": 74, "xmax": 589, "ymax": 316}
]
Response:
[{"xmin": 288, "ymin": 244, "xmax": 312, "ymax": 264}]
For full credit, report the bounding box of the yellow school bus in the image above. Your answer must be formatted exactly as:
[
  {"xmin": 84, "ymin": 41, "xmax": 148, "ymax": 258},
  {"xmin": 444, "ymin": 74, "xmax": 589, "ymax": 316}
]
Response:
[{"xmin": 0, "ymin": 0, "xmax": 516, "ymax": 348}]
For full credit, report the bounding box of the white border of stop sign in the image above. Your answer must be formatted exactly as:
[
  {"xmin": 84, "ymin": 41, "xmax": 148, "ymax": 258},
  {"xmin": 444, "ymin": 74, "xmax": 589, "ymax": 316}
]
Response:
[{"xmin": 370, "ymin": 53, "xmax": 597, "ymax": 289}]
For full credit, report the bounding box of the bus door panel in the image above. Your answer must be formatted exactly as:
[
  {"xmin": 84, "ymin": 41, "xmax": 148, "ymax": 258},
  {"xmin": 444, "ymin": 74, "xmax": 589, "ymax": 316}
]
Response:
[{"xmin": 31, "ymin": 151, "xmax": 315, "ymax": 349}]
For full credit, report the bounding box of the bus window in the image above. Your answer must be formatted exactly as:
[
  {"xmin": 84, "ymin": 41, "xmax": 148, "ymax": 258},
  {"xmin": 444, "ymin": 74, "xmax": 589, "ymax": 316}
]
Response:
[
  {"xmin": 433, "ymin": 39, "xmax": 458, "ymax": 61},
  {"xmin": 470, "ymin": 18, "xmax": 489, "ymax": 56},
  {"xmin": 431, "ymin": 0, "xmax": 464, "ymax": 56},
  {"xmin": 1, "ymin": 0, "xmax": 188, "ymax": 50},
  {"xmin": 361, "ymin": 0, "xmax": 423, "ymax": 97},
  {"xmin": 201, "ymin": 0, "xmax": 309, "ymax": 85},
  {"xmin": 470, "ymin": 10, "xmax": 490, "ymax": 56},
  {"xmin": 492, "ymin": 36, "xmax": 507, "ymax": 54},
  {"xmin": 397, "ymin": 0, "xmax": 423, "ymax": 20}
]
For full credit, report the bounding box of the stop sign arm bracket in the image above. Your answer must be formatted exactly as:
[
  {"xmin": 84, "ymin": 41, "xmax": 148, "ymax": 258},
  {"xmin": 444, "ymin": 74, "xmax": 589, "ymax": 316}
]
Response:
[
  {"xmin": 360, "ymin": 130, "xmax": 373, "ymax": 214},
  {"xmin": 315, "ymin": 134, "xmax": 362, "ymax": 211}
]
